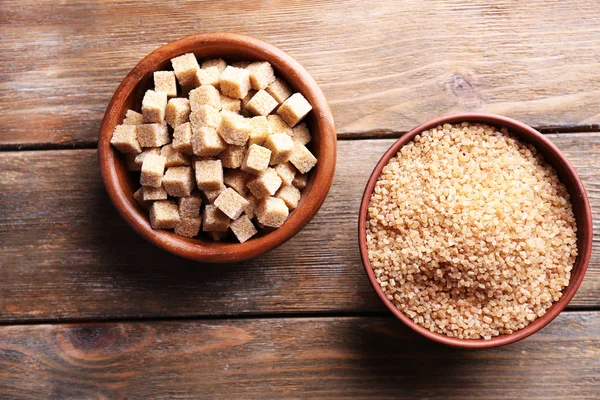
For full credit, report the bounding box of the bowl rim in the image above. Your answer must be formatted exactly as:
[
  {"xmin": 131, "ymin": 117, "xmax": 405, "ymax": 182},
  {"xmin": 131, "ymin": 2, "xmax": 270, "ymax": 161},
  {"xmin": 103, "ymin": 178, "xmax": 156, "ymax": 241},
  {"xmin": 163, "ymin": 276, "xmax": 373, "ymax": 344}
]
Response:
[
  {"xmin": 358, "ymin": 113, "xmax": 592, "ymax": 348},
  {"xmin": 98, "ymin": 33, "xmax": 336, "ymax": 263}
]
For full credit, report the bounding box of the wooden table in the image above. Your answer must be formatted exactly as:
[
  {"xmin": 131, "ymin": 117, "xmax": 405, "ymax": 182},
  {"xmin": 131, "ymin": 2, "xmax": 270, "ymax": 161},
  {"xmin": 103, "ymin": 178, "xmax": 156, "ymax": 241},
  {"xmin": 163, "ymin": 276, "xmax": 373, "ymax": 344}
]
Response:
[{"xmin": 1, "ymin": 1, "xmax": 599, "ymax": 398}]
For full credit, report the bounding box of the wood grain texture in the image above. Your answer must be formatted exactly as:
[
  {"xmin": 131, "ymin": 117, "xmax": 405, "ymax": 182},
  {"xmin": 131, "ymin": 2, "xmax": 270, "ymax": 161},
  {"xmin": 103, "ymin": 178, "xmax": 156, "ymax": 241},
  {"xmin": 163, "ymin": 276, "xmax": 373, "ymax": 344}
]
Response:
[
  {"xmin": 1, "ymin": 0, "xmax": 600, "ymax": 147},
  {"xmin": 1, "ymin": 135, "xmax": 598, "ymax": 321},
  {"xmin": 0, "ymin": 313, "xmax": 599, "ymax": 399}
]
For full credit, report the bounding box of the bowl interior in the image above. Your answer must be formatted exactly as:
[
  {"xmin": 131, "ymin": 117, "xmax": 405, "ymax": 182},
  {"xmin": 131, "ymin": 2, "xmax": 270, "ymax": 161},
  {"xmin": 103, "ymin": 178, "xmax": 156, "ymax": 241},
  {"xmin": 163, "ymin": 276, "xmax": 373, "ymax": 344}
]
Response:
[
  {"xmin": 99, "ymin": 34, "xmax": 336, "ymax": 262},
  {"xmin": 358, "ymin": 114, "xmax": 592, "ymax": 348}
]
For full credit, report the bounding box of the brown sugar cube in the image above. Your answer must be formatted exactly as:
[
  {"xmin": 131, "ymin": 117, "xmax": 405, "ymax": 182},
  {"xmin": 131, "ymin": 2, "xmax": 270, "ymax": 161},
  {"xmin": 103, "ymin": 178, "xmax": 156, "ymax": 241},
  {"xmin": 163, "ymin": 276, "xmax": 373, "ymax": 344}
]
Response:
[
  {"xmin": 140, "ymin": 154, "xmax": 167, "ymax": 187},
  {"xmin": 289, "ymin": 142, "xmax": 317, "ymax": 174},
  {"xmin": 191, "ymin": 126, "xmax": 227, "ymax": 156},
  {"xmin": 276, "ymin": 185, "xmax": 301, "ymax": 210},
  {"xmin": 195, "ymin": 159, "xmax": 223, "ymax": 191},
  {"xmin": 239, "ymin": 89, "xmax": 257, "ymax": 117},
  {"xmin": 126, "ymin": 148, "xmax": 160, "ymax": 171},
  {"xmin": 231, "ymin": 61, "xmax": 252, "ymax": 69},
  {"xmin": 123, "ymin": 109, "xmax": 144, "ymax": 125},
  {"xmin": 265, "ymin": 77, "xmax": 292, "ymax": 104},
  {"xmin": 267, "ymin": 114, "xmax": 293, "ymax": 136},
  {"xmin": 133, "ymin": 187, "xmax": 149, "ymax": 211},
  {"xmin": 241, "ymin": 144, "xmax": 271, "ymax": 175},
  {"xmin": 172, "ymin": 122, "xmax": 194, "ymax": 155},
  {"xmin": 224, "ymin": 169, "xmax": 249, "ymax": 196},
  {"xmin": 220, "ymin": 66, "xmax": 251, "ymax": 99},
  {"xmin": 175, "ymin": 217, "xmax": 202, "ymax": 238},
  {"xmin": 275, "ymin": 162, "xmax": 296, "ymax": 186},
  {"xmin": 202, "ymin": 58, "xmax": 227, "ymax": 72},
  {"xmin": 230, "ymin": 215, "xmax": 258, "ymax": 243},
  {"xmin": 150, "ymin": 200, "xmax": 180, "ymax": 230},
  {"xmin": 142, "ymin": 90, "xmax": 168, "ymax": 123},
  {"xmin": 218, "ymin": 111, "xmax": 252, "ymax": 146},
  {"xmin": 246, "ymin": 61, "xmax": 276, "ymax": 90},
  {"xmin": 292, "ymin": 173, "xmax": 308, "ymax": 190},
  {"xmin": 220, "ymin": 94, "xmax": 241, "ymax": 113},
  {"xmin": 247, "ymin": 167, "xmax": 282, "ymax": 199},
  {"xmin": 137, "ymin": 123, "xmax": 170, "ymax": 147},
  {"xmin": 202, "ymin": 204, "xmax": 230, "ymax": 232},
  {"xmin": 291, "ymin": 123, "xmax": 311, "ymax": 145},
  {"xmin": 245, "ymin": 90, "xmax": 278, "ymax": 116},
  {"xmin": 143, "ymin": 185, "xmax": 168, "ymax": 201},
  {"xmin": 163, "ymin": 166, "xmax": 195, "ymax": 197},
  {"xmin": 189, "ymin": 85, "xmax": 221, "ymax": 111},
  {"xmin": 165, "ymin": 98, "xmax": 191, "ymax": 128},
  {"xmin": 256, "ymin": 196, "xmax": 289, "ymax": 228},
  {"xmin": 277, "ymin": 93, "xmax": 312, "ymax": 127},
  {"xmin": 178, "ymin": 191, "xmax": 203, "ymax": 218},
  {"xmin": 248, "ymin": 116, "xmax": 271, "ymax": 145},
  {"xmin": 264, "ymin": 132, "xmax": 294, "ymax": 165},
  {"xmin": 190, "ymin": 105, "xmax": 221, "ymax": 130},
  {"xmin": 196, "ymin": 66, "xmax": 221, "ymax": 87},
  {"xmin": 244, "ymin": 194, "xmax": 259, "ymax": 219},
  {"xmin": 111, "ymin": 124, "xmax": 141, "ymax": 154},
  {"xmin": 219, "ymin": 145, "xmax": 246, "ymax": 169},
  {"xmin": 202, "ymin": 184, "xmax": 225, "ymax": 203},
  {"xmin": 214, "ymin": 187, "xmax": 250, "ymax": 220},
  {"xmin": 161, "ymin": 144, "xmax": 191, "ymax": 168},
  {"xmin": 171, "ymin": 53, "xmax": 201, "ymax": 87},
  {"xmin": 154, "ymin": 71, "xmax": 177, "ymax": 97}
]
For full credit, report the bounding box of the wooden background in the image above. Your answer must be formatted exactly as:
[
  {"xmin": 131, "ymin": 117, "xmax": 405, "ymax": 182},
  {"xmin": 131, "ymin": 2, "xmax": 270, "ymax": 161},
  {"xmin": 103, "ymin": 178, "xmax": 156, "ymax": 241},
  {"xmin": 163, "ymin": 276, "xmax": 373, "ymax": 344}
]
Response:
[{"xmin": 1, "ymin": 0, "xmax": 599, "ymax": 398}]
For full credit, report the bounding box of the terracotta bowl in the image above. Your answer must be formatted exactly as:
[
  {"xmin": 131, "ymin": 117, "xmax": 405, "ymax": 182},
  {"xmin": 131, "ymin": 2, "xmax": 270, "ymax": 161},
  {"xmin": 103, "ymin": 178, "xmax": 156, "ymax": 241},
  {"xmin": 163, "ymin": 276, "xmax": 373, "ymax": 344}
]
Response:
[
  {"xmin": 98, "ymin": 33, "xmax": 336, "ymax": 263},
  {"xmin": 358, "ymin": 113, "xmax": 592, "ymax": 348}
]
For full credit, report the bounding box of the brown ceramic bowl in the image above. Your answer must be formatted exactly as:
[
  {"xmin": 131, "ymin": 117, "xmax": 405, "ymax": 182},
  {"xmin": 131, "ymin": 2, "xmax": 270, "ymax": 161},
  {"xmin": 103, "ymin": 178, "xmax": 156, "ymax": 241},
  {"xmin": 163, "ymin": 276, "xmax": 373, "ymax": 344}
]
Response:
[
  {"xmin": 98, "ymin": 33, "xmax": 336, "ymax": 263},
  {"xmin": 359, "ymin": 113, "xmax": 592, "ymax": 348}
]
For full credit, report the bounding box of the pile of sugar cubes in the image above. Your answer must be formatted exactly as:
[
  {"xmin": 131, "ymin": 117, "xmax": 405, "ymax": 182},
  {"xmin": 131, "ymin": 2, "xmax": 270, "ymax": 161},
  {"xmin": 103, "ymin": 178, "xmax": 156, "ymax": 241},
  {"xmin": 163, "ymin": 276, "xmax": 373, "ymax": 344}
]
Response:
[{"xmin": 110, "ymin": 54, "xmax": 317, "ymax": 243}]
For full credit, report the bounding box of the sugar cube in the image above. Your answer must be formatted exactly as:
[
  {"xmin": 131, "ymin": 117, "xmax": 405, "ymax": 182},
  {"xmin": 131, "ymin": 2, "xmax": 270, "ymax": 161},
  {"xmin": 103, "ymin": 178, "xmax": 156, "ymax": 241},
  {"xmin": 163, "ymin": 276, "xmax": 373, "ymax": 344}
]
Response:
[
  {"xmin": 142, "ymin": 90, "xmax": 168, "ymax": 123},
  {"xmin": 190, "ymin": 105, "xmax": 221, "ymax": 130},
  {"xmin": 195, "ymin": 159, "xmax": 223, "ymax": 190},
  {"xmin": 292, "ymin": 173, "xmax": 308, "ymax": 190},
  {"xmin": 267, "ymin": 114, "xmax": 292, "ymax": 136},
  {"xmin": 230, "ymin": 215, "xmax": 258, "ymax": 243},
  {"xmin": 178, "ymin": 191, "xmax": 203, "ymax": 218},
  {"xmin": 219, "ymin": 145, "xmax": 246, "ymax": 169},
  {"xmin": 123, "ymin": 109, "xmax": 144, "ymax": 125},
  {"xmin": 202, "ymin": 184, "xmax": 225, "ymax": 203},
  {"xmin": 220, "ymin": 94, "xmax": 241, "ymax": 113},
  {"xmin": 150, "ymin": 200, "xmax": 180, "ymax": 229},
  {"xmin": 189, "ymin": 85, "xmax": 221, "ymax": 111},
  {"xmin": 111, "ymin": 124, "xmax": 141, "ymax": 154},
  {"xmin": 137, "ymin": 123, "xmax": 170, "ymax": 147},
  {"xmin": 171, "ymin": 53, "xmax": 201, "ymax": 87},
  {"xmin": 143, "ymin": 185, "xmax": 168, "ymax": 201},
  {"xmin": 276, "ymin": 185, "xmax": 301, "ymax": 210},
  {"xmin": 277, "ymin": 93, "xmax": 312, "ymax": 127},
  {"xmin": 291, "ymin": 123, "xmax": 311, "ymax": 145},
  {"xmin": 224, "ymin": 169, "xmax": 249, "ymax": 196},
  {"xmin": 154, "ymin": 71, "xmax": 177, "ymax": 97},
  {"xmin": 246, "ymin": 61, "xmax": 276, "ymax": 90},
  {"xmin": 172, "ymin": 122, "xmax": 194, "ymax": 155},
  {"xmin": 161, "ymin": 144, "xmax": 191, "ymax": 168},
  {"xmin": 264, "ymin": 132, "xmax": 294, "ymax": 165},
  {"xmin": 265, "ymin": 78, "xmax": 292, "ymax": 104},
  {"xmin": 140, "ymin": 154, "xmax": 167, "ymax": 187},
  {"xmin": 247, "ymin": 167, "xmax": 282, "ymax": 199},
  {"xmin": 214, "ymin": 187, "xmax": 249, "ymax": 219},
  {"xmin": 275, "ymin": 162, "xmax": 296, "ymax": 186},
  {"xmin": 218, "ymin": 111, "xmax": 252, "ymax": 146},
  {"xmin": 163, "ymin": 166, "xmax": 195, "ymax": 197},
  {"xmin": 202, "ymin": 204, "xmax": 230, "ymax": 232},
  {"xmin": 220, "ymin": 66, "xmax": 251, "ymax": 99},
  {"xmin": 289, "ymin": 142, "xmax": 317, "ymax": 174},
  {"xmin": 202, "ymin": 58, "xmax": 227, "ymax": 72},
  {"xmin": 133, "ymin": 187, "xmax": 149, "ymax": 210},
  {"xmin": 241, "ymin": 144, "xmax": 271, "ymax": 175},
  {"xmin": 256, "ymin": 197, "xmax": 289, "ymax": 228},
  {"xmin": 191, "ymin": 126, "xmax": 227, "ymax": 156},
  {"xmin": 245, "ymin": 90, "xmax": 278, "ymax": 116},
  {"xmin": 165, "ymin": 98, "xmax": 190, "ymax": 128},
  {"xmin": 175, "ymin": 217, "xmax": 202, "ymax": 238},
  {"xmin": 244, "ymin": 194, "xmax": 259, "ymax": 219},
  {"xmin": 195, "ymin": 66, "xmax": 221, "ymax": 87},
  {"xmin": 248, "ymin": 116, "xmax": 271, "ymax": 145}
]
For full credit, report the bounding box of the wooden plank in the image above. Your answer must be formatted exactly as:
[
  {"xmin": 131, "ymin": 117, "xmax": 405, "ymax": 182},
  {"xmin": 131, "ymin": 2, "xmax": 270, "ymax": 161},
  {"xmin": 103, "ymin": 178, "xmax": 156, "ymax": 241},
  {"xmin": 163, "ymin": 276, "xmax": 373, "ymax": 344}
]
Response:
[
  {"xmin": 1, "ymin": 0, "xmax": 600, "ymax": 147},
  {"xmin": 0, "ymin": 313, "xmax": 598, "ymax": 399},
  {"xmin": 0, "ymin": 134, "xmax": 599, "ymax": 322}
]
